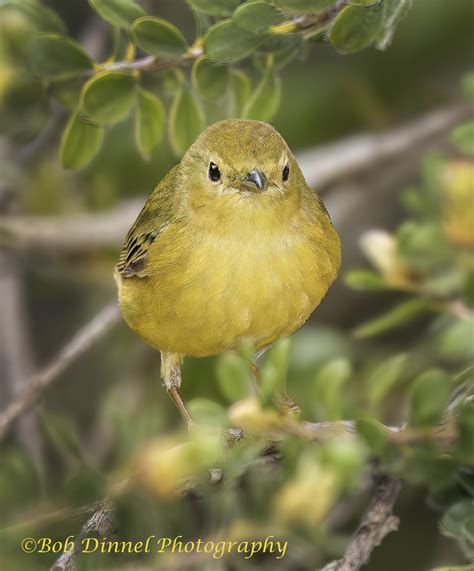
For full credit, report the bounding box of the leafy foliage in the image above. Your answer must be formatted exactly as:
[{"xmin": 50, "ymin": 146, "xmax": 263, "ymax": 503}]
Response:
[{"xmin": 0, "ymin": 0, "xmax": 414, "ymax": 168}]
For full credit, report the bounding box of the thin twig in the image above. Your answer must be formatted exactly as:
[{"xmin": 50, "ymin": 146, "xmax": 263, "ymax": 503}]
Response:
[
  {"xmin": 302, "ymin": 417, "xmax": 458, "ymax": 446},
  {"xmin": 51, "ymin": 498, "xmax": 117, "ymax": 571},
  {"xmin": 322, "ymin": 475, "xmax": 401, "ymax": 571},
  {"xmin": 0, "ymin": 302, "xmax": 121, "ymax": 442}
]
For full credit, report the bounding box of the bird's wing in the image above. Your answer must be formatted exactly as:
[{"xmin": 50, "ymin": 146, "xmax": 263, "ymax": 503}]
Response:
[{"xmin": 116, "ymin": 165, "xmax": 179, "ymax": 279}]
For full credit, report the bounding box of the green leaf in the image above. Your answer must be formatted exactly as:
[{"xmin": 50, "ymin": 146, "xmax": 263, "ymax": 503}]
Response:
[
  {"xmin": 330, "ymin": 3, "xmax": 385, "ymax": 54},
  {"xmin": 356, "ymin": 417, "xmax": 388, "ymax": 454},
  {"xmin": 450, "ymin": 122, "xmax": 474, "ymax": 155},
  {"xmin": 60, "ymin": 112, "xmax": 104, "ymax": 170},
  {"xmin": 367, "ymin": 353, "xmax": 407, "ymax": 407},
  {"xmin": 259, "ymin": 338, "xmax": 291, "ymax": 405},
  {"xmin": 1, "ymin": 0, "xmax": 65, "ymax": 33},
  {"xmin": 40, "ymin": 411, "xmax": 86, "ymax": 464},
  {"xmin": 228, "ymin": 68, "xmax": 251, "ymax": 117},
  {"xmin": 28, "ymin": 34, "xmax": 94, "ymax": 79},
  {"xmin": 345, "ymin": 270, "xmax": 386, "ymax": 291},
  {"xmin": 397, "ymin": 221, "xmax": 452, "ymax": 271},
  {"xmin": 134, "ymin": 88, "xmax": 165, "ymax": 160},
  {"xmin": 441, "ymin": 500, "xmax": 474, "ymax": 543},
  {"xmin": 88, "ymin": 0, "xmax": 145, "ymax": 29},
  {"xmin": 192, "ymin": 56, "xmax": 229, "ymax": 101},
  {"xmin": 321, "ymin": 438, "xmax": 368, "ymax": 488},
  {"xmin": 462, "ymin": 72, "xmax": 474, "ymax": 102},
  {"xmin": 169, "ymin": 87, "xmax": 205, "ymax": 156},
  {"xmin": 53, "ymin": 79, "xmax": 83, "ymax": 110},
  {"xmin": 457, "ymin": 401, "xmax": 474, "ymax": 466},
  {"xmin": 233, "ymin": 2, "xmax": 284, "ymax": 33},
  {"xmin": 132, "ymin": 16, "xmax": 188, "ymax": 58},
  {"xmin": 188, "ymin": 398, "xmax": 228, "ymax": 427},
  {"xmin": 313, "ymin": 358, "xmax": 352, "ymax": 419},
  {"xmin": 160, "ymin": 68, "xmax": 186, "ymax": 95},
  {"xmin": 81, "ymin": 71, "xmax": 136, "ymax": 125},
  {"xmin": 243, "ymin": 70, "xmax": 281, "ymax": 121},
  {"xmin": 438, "ymin": 317, "xmax": 474, "ymax": 362},
  {"xmin": 274, "ymin": 0, "xmax": 335, "ymax": 14},
  {"xmin": 254, "ymin": 34, "xmax": 303, "ymax": 70},
  {"xmin": 354, "ymin": 299, "xmax": 436, "ymax": 339},
  {"xmin": 376, "ymin": 0, "xmax": 412, "ymax": 50},
  {"xmin": 217, "ymin": 353, "xmax": 251, "ymax": 403},
  {"xmin": 187, "ymin": 0, "xmax": 241, "ymax": 17},
  {"xmin": 204, "ymin": 19, "xmax": 265, "ymax": 62},
  {"xmin": 408, "ymin": 369, "xmax": 451, "ymax": 428}
]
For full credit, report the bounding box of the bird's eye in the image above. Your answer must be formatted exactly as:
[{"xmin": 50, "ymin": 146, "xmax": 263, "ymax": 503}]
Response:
[
  {"xmin": 282, "ymin": 163, "xmax": 290, "ymax": 182},
  {"xmin": 208, "ymin": 162, "xmax": 221, "ymax": 183}
]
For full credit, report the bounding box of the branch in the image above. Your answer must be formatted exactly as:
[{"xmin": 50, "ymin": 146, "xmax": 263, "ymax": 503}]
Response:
[
  {"xmin": 0, "ymin": 302, "xmax": 120, "ymax": 442},
  {"xmin": 298, "ymin": 102, "xmax": 473, "ymax": 190},
  {"xmin": 322, "ymin": 476, "xmax": 401, "ymax": 571},
  {"xmin": 1, "ymin": 103, "xmax": 470, "ymax": 254},
  {"xmin": 43, "ymin": 412, "xmax": 459, "ymax": 571},
  {"xmin": 99, "ymin": 47, "xmax": 203, "ymax": 74},
  {"xmin": 0, "ymin": 250, "xmax": 43, "ymax": 461},
  {"xmin": 302, "ymin": 416, "xmax": 458, "ymax": 446},
  {"xmin": 51, "ymin": 498, "xmax": 117, "ymax": 571}
]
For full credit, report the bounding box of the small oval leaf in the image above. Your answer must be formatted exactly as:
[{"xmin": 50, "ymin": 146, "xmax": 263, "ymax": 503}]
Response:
[
  {"xmin": 60, "ymin": 112, "xmax": 104, "ymax": 170},
  {"xmin": 88, "ymin": 0, "xmax": 145, "ymax": 29},
  {"xmin": 274, "ymin": 0, "xmax": 335, "ymax": 14},
  {"xmin": 192, "ymin": 56, "xmax": 229, "ymax": 101},
  {"xmin": 233, "ymin": 2, "xmax": 284, "ymax": 34},
  {"xmin": 135, "ymin": 88, "xmax": 165, "ymax": 160},
  {"xmin": 330, "ymin": 4, "xmax": 385, "ymax": 54},
  {"xmin": 204, "ymin": 19, "xmax": 264, "ymax": 62},
  {"xmin": 169, "ymin": 87, "xmax": 205, "ymax": 156},
  {"xmin": 217, "ymin": 354, "xmax": 251, "ymax": 403},
  {"xmin": 353, "ymin": 298, "xmax": 436, "ymax": 339},
  {"xmin": 243, "ymin": 70, "xmax": 281, "ymax": 121},
  {"xmin": 408, "ymin": 369, "xmax": 451, "ymax": 428},
  {"xmin": 81, "ymin": 71, "xmax": 136, "ymax": 125},
  {"xmin": 29, "ymin": 34, "xmax": 94, "ymax": 79},
  {"xmin": 367, "ymin": 353, "xmax": 407, "ymax": 407},
  {"xmin": 132, "ymin": 17, "xmax": 188, "ymax": 58},
  {"xmin": 187, "ymin": 0, "xmax": 241, "ymax": 17},
  {"xmin": 2, "ymin": 1, "xmax": 66, "ymax": 33},
  {"xmin": 228, "ymin": 69, "xmax": 251, "ymax": 117},
  {"xmin": 450, "ymin": 122, "xmax": 474, "ymax": 155},
  {"xmin": 345, "ymin": 270, "xmax": 387, "ymax": 291}
]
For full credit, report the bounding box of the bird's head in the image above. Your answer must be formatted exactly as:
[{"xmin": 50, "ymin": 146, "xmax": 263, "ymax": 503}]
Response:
[{"xmin": 178, "ymin": 120, "xmax": 308, "ymax": 222}]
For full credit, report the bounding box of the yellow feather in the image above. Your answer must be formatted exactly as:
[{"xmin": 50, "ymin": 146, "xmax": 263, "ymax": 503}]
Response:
[{"xmin": 116, "ymin": 120, "xmax": 341, "ymax": 358}]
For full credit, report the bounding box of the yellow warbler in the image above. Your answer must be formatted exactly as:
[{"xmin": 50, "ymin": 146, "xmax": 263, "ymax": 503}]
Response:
[{"xmin": 115, "ymin": 120, "xmax": 341, "ymax": 424}]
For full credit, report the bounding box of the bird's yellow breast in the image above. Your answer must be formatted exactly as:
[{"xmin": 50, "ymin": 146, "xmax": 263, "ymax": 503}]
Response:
[{"xmin": 118, "ymin": 204, "xmax": 340, "ymax": 357}]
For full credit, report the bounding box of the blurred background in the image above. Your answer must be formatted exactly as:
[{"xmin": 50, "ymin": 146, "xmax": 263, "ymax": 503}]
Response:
[{"xmin": 0, "ymin": 1, "xmax": 473, "ymax": 570}]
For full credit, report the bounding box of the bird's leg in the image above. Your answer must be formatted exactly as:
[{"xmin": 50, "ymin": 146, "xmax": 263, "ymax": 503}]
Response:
[
  {"xmin": 248, "ymin": 360, "xmax": 259, "ymax": 397},
  {"xmin": 160, "ymin": 351, "xmax": 193, "ymax": 428},
  {"xmin": 252, "ymin": 348, "xmax": 301, "ymax": 417}
]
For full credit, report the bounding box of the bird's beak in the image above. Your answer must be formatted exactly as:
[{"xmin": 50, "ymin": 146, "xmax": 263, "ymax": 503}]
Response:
[{"xmin": 240, "ymin": 169, "xmax": 268, "ymax": 192}]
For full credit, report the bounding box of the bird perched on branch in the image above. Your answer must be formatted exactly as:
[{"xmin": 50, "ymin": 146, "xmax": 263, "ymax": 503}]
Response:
[{"xmin": 115, "ymin": 120, "xmax": 341, "ymax": 426}]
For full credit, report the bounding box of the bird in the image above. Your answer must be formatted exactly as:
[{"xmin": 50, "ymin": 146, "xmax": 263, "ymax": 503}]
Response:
[{"xmin": 115, "ymin": 119, "xmax": 341, "ymax": 426}]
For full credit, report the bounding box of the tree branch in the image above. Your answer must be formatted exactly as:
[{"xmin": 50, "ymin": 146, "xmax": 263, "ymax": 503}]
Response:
[
  {"xmin": 1, "ymin": 103, "xmax": 470, "ymax": 254},
  {"xmin": 51, "ymin": 498, "xmax": 117, "ymax": 571},
  {"xmin": 322, "ymin": 476, "xmax": 401, "ymax": 571},
  {"xmin": 0, "ymin": 302, "xmax": 120, "ymax": 442}
]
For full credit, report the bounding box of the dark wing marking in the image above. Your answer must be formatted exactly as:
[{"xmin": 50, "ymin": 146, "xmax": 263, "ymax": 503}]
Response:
[
  {"xmin": 115, "ymin": 165, "xmax": 179, "ymax": 279},
  {"xmin": 116, "ymin": 228, "xmax": 163, "ymax": 278}
]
